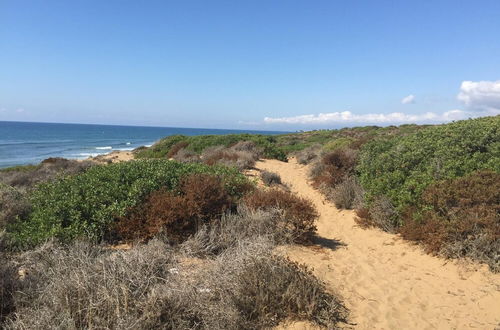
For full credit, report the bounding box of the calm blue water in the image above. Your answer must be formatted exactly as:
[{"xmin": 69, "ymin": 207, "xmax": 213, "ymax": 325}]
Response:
[{"xmin": 0, "ymin": 121, "xmax": 285, "ymax": 168}]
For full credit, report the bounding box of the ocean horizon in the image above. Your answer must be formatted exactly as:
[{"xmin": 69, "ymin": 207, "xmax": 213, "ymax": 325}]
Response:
[{"xmin": 0, "ymin": 121, "xmax": 287, "ymax": 168}]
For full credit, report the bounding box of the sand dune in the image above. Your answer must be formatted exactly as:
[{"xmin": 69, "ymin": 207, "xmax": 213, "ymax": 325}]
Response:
[{"xmin": 257, "ymin": 158, "xmax": 500, "ymax": 330}]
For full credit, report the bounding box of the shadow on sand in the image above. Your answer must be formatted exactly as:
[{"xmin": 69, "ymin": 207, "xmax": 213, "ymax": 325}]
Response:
[{"xmin": 310, "ymin": 235, "xmax": 346, "ymax": 251}]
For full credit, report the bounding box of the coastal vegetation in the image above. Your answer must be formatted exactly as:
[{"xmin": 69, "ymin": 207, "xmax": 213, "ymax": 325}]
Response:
[
  {"xmin": 1, "ymin": 115, "xmax": 499, "ymax": 328},
  {"xmin": 1, "ymin": 150, "xmax": 347, "ymax": 328},
  {"xmin": 306, "ymin": 116, "xmax": 500, "ymax": 271}
]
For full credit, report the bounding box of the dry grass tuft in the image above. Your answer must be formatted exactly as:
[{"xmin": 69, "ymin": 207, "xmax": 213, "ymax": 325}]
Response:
[
  {"xmin": 202, "ymin": 146, "xmax": 257, "ymax": 170},
  {"xmin": 296, "ymin": 145, "xmax": 322, "ymax": 165},
  {"xmin": 181, "ymin": 207, "xmax": 297, "ymax": 256},
  {"xmin": 260, "ymin": 170, "xmax": 282, "ymax": 186},
  {"xmin": 324, "ymin": 175, "xmax": 364, "ymax": 210},
  {"xmin": 172, "ymin": 148, "xmax": 201, "ymax": 163},
  {"xmin": 3, "ymin": 237, "xmax": 347, "ymax": 329},
  {"xmin": 243, "ymin": 189, "xmax": 318, "ymax": 243}
]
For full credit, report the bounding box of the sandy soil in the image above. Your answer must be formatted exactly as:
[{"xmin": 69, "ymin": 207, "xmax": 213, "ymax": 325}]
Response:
[
  {"xmin": 257, "ymin": 158, "xmax": 500, "ymax": 330},
  {"xmin": 90, "ymin": 150, "xmax": 135, "ymax": 164}
]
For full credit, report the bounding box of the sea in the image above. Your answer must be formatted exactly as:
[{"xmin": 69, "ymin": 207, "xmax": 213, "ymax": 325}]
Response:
[{"xmin": 0, "ymin": 121, "xmax": 286, "ymax": 168}]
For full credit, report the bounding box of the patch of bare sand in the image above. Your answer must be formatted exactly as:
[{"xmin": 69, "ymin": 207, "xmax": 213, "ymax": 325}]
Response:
[
  {"xmin": 90, "ymin": 150, "xmax": 134, "ymax": 164},
  {"xmin": 257, "ymin": 158, "xmax": 500, "ymax": 330}
]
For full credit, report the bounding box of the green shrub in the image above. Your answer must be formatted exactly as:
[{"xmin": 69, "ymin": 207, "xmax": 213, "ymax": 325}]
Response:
[
  {"xmin": 135, "ymin": 134, "xmax": 288, "ymax": 162},
  {"xmin": 323, "ymin": 137, "xmax": 354, "ymax": 152},
  {"xmin": 8, "ymin": 160, "xmax": 249, "ymax": 248},
  {"xmin": 357, "ymin": 116, "xmax": 500, "ymax": 220}
]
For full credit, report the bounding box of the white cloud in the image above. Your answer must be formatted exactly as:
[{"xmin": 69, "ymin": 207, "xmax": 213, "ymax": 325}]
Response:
[
  {"xmin": 457, "ymin": 80, "xmax": 500, "ymax": 112},
  {"xmin": 263, "ymin": 110, "xmax": 467, "ymax": 125},
  {"xmin": 401, "ymin": 94, "xmax": 415, "ymax": 104},
  {"xmin": 16, "ymin": 108, "xmax": 25, "ymax": 113}
]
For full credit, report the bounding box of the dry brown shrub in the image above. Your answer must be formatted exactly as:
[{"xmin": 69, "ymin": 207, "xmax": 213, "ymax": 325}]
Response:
[
  {"xmin": 325, "ymin": 175, "xmax": 364, "ymax": 209},
  {"xmin": 201, "ymin": 146, "xmax": 256, "ymax": 170},
  {"xmin": 173, "ymin": 148, "xmax": 200, "ymax": 163},
  {"xmin": 0, "ymin": 158, "xmax": 93, "ymax": 190},
  {"xmin": 181, "ymin": 173, "xmax": 234, "ymax": 220},
  {"xmin": 114, "ymin": 174, "xmax": 234, "ymax": 243},
  {"xmin": 260, "ymin": 170, "xmax": 282, "ymax": 186},
  {"xmin": 0, "ymin": 185, "xmax": 31, "ymax": 230},
  {"xmin": 224, "ymin": 250, "xmax": 348, "ymax": 328},
  {"xmin": 167, "ymin": 141, "xmax": 190, "ymax": 158},
  {"xmin": 368, "ymin": 196, "xmax": 398, "ymax": 232},
  {"xmin": 354, "ymin": 207, "xmax": 373, "ymax": 228},
  {"xmin": 243, "ymin": 189, "xmax": 318, "ymax": 243},
  {"xmin": 3, "ymin": 239, "xmax": 347, "ymax": 329},
  {"xmin": 230, "ymin": 141, "xmax": 261, "ymax": 157},
  {"xmin": 181, "ymin": 207, "xmax": 296, "ymax": 256},
  {"xmin": 310, "ymin": 149, "xmax": 358, "ymax": 188},
  {"xmin": 0, "ymin": 253, "xmax": 17, "ymax": 324},
  {"xmin": 400, "ymin": 170, "xmax": 500, "ymax": 271},
  {"xmin": 296, "ymin": 145, "xmax": 321, "ymax": 165}
]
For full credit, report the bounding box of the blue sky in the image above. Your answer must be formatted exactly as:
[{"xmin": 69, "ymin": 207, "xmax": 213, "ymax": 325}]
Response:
[{"xmin": 1, "ymin": 0, "xmax": 499, "ymax": 130}]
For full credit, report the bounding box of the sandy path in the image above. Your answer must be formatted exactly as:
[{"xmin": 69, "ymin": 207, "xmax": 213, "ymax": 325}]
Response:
[{"xmin": 257, "ymin": 158, "xmax": 500, "ymax": 330}]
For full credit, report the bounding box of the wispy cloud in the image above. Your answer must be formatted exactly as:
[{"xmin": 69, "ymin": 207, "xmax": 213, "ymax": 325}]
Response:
[
  {"xmin": 263, "ymin": 110, "xmax": 470, "ymax": 125},
  {"xmin": 401, "ymin": 94, "xmax": 415, "ymax": 104}
]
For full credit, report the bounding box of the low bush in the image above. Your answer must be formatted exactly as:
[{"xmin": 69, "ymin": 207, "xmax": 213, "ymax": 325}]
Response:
[
  {"xmin": 230, "ymin": 140, "xmax": 261, "ymax": 155},
  {"xmin": 310, "ymin": 149, "xmax": 358, "ymax": 188},
  {"xmin": 3, "ymin": 239, "xmax": 347, "ymax": 329},
  {"xmin": 173, "ymin": 148, "xmax": 200, "ymax": 163},
  {"xmin": 135, "ymin": 134, "xmax": 288, "ymax": 162},
  {"xmin": 400, "ymin": 171, "xmax": 500, "ymax": 271},
  {"xmin": 114, "ymin": 173, "xmax": 243, "ymax": 243},
  {"xmin": 323, "ymin": 137, "xmax": 354, "ymax": 152},
  {"xmin": 167, "ymin": 141, "xmax": 190, "ymax": 158},
  {"xmin": 260, "ymin": 171, "xmax": 282, "ymax": 186},
  {"xmin": 368, "ymin": 196, "xmax": 399, "ymax": 232},
  {"xmin": 0, "ymin": 185, "xmax": 31, "ymax": 230},
  {"xmin": 243, "ymin": 189, "xmax": 318, "ymax": 243},
  {"xmin": 0, "ymin": 158, "xmax": 93, "ymax": 190},
  {"xmin": 295, "ymin": 145, "xmax": 322, "ymax": 165},
  {"xmin": 8, "ymin": 160, "xmax": 249, "ymax": 248},
  {"xmin": 202, "ymin": 146, "xmax": 256, "ymax": 170},
  {"xmin": 182, "ymin": 207, "xmax": 296, "ymax": 256},
  {"xmin": 225, "ymin": 250, "xmax": 348, "ymax": 328},
  {"xmin": 325, "ymin": 175, "xmax": 364, "ymax": 210}
]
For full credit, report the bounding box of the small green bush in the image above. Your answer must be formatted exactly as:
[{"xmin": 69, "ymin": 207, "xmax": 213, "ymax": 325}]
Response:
[{"xmin": 8, "ymin": 160, "xmax": 249, "ymax": 248}]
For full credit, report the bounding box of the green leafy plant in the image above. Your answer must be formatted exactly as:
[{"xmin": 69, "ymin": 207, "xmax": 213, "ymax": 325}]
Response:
[
  {"xmin": 357, "ymin": 116, "xmax": 500, "ymax": 218},
  {"xmin": 8, "ymin": 160, "xmax": 249, "ymax": 248}
]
